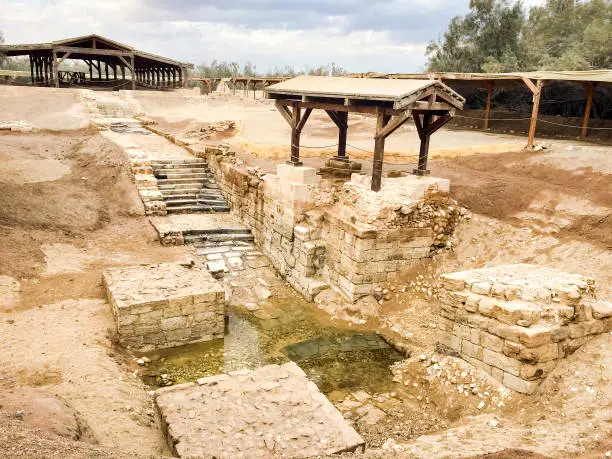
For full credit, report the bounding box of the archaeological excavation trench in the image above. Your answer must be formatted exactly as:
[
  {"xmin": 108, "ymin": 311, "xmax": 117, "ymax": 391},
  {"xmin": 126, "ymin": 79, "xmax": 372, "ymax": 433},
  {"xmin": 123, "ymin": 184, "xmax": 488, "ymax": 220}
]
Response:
[{"xmin": 1, "ymin": 84, "xmax": 610, "ymax": 459}]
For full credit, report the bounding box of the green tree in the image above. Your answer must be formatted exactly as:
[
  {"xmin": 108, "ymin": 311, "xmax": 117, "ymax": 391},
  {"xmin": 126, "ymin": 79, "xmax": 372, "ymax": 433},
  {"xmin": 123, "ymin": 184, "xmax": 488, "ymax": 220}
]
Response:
[
  {"xmin": 428, "ymin": 0, "xmax": 612, "ymax": 72},
  {"xmin": 426, "ymin": 0, "xmax": 526, "ymax": 72}
]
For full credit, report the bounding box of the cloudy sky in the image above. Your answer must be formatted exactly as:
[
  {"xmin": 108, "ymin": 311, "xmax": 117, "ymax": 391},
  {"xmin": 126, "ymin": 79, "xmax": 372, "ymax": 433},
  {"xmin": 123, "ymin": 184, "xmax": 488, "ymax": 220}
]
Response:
[{"xmin": 2, "ymin": 0, "xmax": 545, "ymax": 73}]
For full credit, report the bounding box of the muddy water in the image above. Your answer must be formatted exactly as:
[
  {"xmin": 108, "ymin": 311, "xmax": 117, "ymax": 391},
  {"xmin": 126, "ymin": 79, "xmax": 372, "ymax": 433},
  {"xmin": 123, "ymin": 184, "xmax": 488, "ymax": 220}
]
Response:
[{"xmin": 142, "ymin": 300, "xmax": 403, "ymax": 396}]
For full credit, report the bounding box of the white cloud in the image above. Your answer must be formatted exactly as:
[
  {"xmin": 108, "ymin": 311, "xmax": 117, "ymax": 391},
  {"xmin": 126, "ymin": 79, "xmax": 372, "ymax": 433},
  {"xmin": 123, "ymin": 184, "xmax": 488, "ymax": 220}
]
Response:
[{"xmin": 0, "ymin": 0, "xmax": 543, "ymax": 73}]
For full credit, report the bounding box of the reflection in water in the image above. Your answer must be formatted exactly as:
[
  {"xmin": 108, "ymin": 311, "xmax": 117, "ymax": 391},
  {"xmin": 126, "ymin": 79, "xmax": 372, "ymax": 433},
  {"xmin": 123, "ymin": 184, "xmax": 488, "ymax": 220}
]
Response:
[{"xmin": 144, "ymin": 301, "xmax": 403, "ymax": 395}]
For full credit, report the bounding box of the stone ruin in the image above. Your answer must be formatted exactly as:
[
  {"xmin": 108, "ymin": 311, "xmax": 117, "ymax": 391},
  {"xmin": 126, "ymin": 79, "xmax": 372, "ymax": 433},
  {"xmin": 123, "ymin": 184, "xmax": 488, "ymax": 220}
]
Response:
[
  {"xmin": 180, "ymin": 144, "xmax": 464, "ymax": 311},
  {"xmin": 154, "ymin": 362, "xmax": 365, "ymax": 458},
  {"xmin": 437, "ymin": 264, "xmax": 611, "ymax": 393},
  {"xmin": 103, "ymin": 263, "xmax": 225, "ymax": 352}
]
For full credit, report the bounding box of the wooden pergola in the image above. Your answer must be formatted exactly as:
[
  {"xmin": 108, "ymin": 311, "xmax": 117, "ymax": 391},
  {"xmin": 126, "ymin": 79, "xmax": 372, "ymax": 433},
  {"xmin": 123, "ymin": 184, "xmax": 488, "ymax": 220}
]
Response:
[
  {"xmin": 351, "ymin": 70, "xmax": 612, "ymax": 145},
  {"xmin": 0, "ymin": 34, "xmax": 193, "ymax": 90},
  {"xmin": 265, "ymin": 76, "xmax": 465, "ymax": 191}
]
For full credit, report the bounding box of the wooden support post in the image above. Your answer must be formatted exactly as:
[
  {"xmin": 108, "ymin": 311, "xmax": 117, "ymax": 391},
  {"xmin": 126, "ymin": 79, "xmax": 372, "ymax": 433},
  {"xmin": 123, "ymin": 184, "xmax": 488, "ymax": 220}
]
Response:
[
  {"xmin": 43, "ymin": 56, "xmax": 49, "ymax": 84},
  {"xmin": 88, "ymin": 61, "xmax": 93, "ymax": 80},
  {"xmin": 415, "ymin": 113, "xmax": 432, "ymax": 175},
  {"xmin": 527, "ymin": 80, "xmax": 544, "ymax": 147},
  {"xmin": 29, "ymin": 55, "xmax": 34, "ymax": 83},
  {"xmin": 289, "ymin": 104, "xmax": 303, "ymax": 166},
  {"xmin": 121, "ymin": 65, "xmax": 125, "ymax": 80},
  {"xmin": 484, "ymin": 80, "xmax": 493, "ymax": 129},
  {"xmin": 372, "ymin": 110, "xmax": 391, "ymax": 192},
  {"xmin": 326, "ymin": 110, "xmax": 349, "ymax": 160},
  {"xmin": 130, "ymin": 56, "xmax": 135, "ymax": 90},
  {"xmin": 97, "ymin": 60, "xmax": 102, "ymax": 80},
  {"xmin": 52, "ymin": 50, "xmax": 58, "ymax": 87},
  {"xmin": 105, "ymin": 62, "xmax": 109, "ymax": 80},
  {"xmin": 337, "ymin": 111, "xmax": 348, "ymax": 160},
  {"xmin": 113, "ymin": 64, "xmax": 117, "ymax": 80},
  {"xmin": 172, "ymin": 68, "xmax": 176, "ymax": 88},
  {"xmin": 581, "ymin": 82, "xmax": 595, "ymax": 138}
]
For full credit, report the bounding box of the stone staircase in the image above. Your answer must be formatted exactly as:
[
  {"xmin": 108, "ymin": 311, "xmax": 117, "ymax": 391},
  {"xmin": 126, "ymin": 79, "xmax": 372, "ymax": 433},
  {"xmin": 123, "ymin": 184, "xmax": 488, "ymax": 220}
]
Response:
[{"xmin": 151, "ymin": 159, "xmax": 231, "ymax": 214}]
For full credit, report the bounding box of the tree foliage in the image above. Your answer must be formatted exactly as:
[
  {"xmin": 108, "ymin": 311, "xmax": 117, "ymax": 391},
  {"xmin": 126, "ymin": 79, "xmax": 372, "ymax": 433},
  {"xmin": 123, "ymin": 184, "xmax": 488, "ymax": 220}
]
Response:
[
  {"xmin": 196, "ymin": 60, "xmax": 346, "ymax": 78},
  {"xmin": 427, "ymin": 0, "xmax": 612, "ymax": 72}
]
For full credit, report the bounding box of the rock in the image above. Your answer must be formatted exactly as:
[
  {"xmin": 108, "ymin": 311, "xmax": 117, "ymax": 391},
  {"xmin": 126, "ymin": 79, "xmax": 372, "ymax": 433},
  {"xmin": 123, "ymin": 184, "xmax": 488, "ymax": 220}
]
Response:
[
  {"xmin": 254, "ymin": 284, "xmax": 272, "ymax": 300},
  {"xmin": 245, "ymin": 302, "xmax": 260, "ymax": 312},
  {"xmin": 351, "ymin": 390, "xmax": 371, "ymax": 403},
  {"xmin": 357, "ymin": 404, "xmax": 386, "ymax": 425}
]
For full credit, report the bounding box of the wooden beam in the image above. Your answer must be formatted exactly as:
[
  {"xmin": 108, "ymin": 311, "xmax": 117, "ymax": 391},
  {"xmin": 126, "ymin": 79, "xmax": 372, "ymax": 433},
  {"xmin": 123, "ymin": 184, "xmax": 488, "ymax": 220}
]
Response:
[
  {"xmin": 426, "ymin": 112, "xmax": 452, "ymax": 136},
  {"xmin": 484, "ymin": 80, "xmax": 493, "ymax": 129},
  {"xmin": 130, "ymin": 56, "xmax": 135, "ymax": 90},
  {"xmin": 29, "ymin": 54, "xmax": 34, "ymax": 83},
  {"xmin": 527, "ymin": 80, "xmax": 544, "ymax": 147},
  {"xmin": 52, "ymin": 50, "xmax": 59, "ymax": 87},
  {"xmin": 55, "ymin": 46, "xmax": 132, "ymax": 57},
  {"xmin": 275, "ymin": 98, "xmax": 400, "ymax": 116},
  {"xmin": 337, "ymin": 111, "xmax": 348, "ymax": 159},
  {"xmin": 415, "ymin": 113, "xmax": 432, "ymax": 175},
  {"xmin": 325, "ymin": 110, "xmax": 343, "ymax": 129},
  {"xmin": 289, "ymin": 104, "xmax": 303, "ymax": 166},
  {"xmin": 581, "ymin": 82, "xmax": 596, "ymax": 138},
  {"xmin": 296, "ymin": 107, "xmax": 312, "ymax": 133},
  {"xmin": 275, "ymin": 101, "xmax": 294, "ymax": 127},
  {"xmin": 56, "ymin": 51, "xmax": 72, "ymax": 66},
  {"xmin": 521, "ymin": 76, "xmax": 538, "ymax": 95},
  {"xmin": 372, "ymin": 110, "xmax": 391, "ymax": 192},
  {"xmin": 376, "ymin": 110, "xmax": 412, "ymax": 139}
]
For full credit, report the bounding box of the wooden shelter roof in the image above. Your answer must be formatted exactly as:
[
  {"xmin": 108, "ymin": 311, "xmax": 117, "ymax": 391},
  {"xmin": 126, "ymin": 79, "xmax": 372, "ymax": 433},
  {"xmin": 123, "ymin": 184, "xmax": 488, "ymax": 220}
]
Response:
[
  {"xmin": 0, "ymin": 34, "xmax": 193, "ymax": 69},
  {"xmin": 350, "ymin": 70, "xmax": 612, "ymax": 86},
  {"xmin": 265, "ymin": 75, "xmax": 465, "ymax": 110}
]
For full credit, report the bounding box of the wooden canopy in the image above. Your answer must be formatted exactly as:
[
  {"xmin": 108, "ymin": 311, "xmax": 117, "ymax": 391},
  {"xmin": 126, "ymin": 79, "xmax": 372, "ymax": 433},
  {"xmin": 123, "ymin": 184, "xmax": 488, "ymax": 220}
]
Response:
[
  {"xmin": 0, "ymin": 34, "xmax": 194, "ymax": 90},
  {"xmin": 350, "ymin": 70, "xmax": 612, "ymax": 144},
  {"xmin": 265, "ymin": 75, "xmax": 465, "ymax": 191}
]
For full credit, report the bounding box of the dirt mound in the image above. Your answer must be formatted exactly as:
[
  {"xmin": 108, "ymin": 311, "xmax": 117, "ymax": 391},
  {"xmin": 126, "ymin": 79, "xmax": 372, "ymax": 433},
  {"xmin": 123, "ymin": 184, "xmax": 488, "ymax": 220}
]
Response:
[
  {"xmin": 432, "ymin": 149, "xmax": 612, "ymax": 248},
  {"xmin": 0, "ymin": 87, "xmax": 89, "ymax": 131},
  {"xmin": 0, "ymin": 413, "xmax": 127, "ymax": 458},
  {"xmin": 0, "ymin": 131, "xmax": 145, "ymax": 279}
]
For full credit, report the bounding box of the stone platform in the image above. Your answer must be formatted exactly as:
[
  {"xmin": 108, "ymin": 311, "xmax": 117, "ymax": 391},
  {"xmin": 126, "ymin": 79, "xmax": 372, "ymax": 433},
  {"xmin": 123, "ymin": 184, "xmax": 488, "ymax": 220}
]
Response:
[
  {"xmin": 437, "ymin": 264, "xmax": 611, "ymax": 393},
  {"xmin": 154, "ymin": 362, "xmax": 365, "ymax": 458},
  {"xmin": 103, "ymin": 263, "xmax": 225, "ymax": 351}
]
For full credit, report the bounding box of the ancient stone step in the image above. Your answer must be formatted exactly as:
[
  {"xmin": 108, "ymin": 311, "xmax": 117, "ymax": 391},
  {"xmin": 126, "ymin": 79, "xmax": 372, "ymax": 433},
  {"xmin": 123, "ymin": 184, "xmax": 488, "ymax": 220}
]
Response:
[
  {"xmin": 185, "ymin": 232, "xmax": 255, "ymax": 244},
  {"xmin": 156, "ymin": 178, "xmax": 217, "ymax": 186},
  {"xmin": 155, "ymin": 172, "xmax": 214, "ymax": 180},
  {"xmin": 166, "ymin": 205, "xmax": 231, "ymax": 214},
  {"xmin": 159, "ymin": 191, "xmax": 224, "ymax": 200},
  {"xmin": 152, "ymin": 167, "xmax": 211, "ymax": 174},
  {"xmin": 150, "ymin": 159, "xmax": 208, "ymax": 165},
  {"xmin": 164, "ymin": 198, "xmax": 228, "ymax": 207}
]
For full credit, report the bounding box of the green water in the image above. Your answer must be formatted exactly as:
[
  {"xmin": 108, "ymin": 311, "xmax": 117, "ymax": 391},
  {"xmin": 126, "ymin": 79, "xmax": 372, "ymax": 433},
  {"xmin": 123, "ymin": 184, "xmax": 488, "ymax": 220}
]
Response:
[{"xmin": 142, "ymin": 301, "xmax": 404, "ymax": 395}]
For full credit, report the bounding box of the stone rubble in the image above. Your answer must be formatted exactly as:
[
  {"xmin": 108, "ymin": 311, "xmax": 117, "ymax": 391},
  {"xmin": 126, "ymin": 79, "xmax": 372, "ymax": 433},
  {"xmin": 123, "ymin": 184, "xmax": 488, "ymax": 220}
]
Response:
[{"xmin": 0, "ymin": 120, "xmax": 37, "ymax": 132}]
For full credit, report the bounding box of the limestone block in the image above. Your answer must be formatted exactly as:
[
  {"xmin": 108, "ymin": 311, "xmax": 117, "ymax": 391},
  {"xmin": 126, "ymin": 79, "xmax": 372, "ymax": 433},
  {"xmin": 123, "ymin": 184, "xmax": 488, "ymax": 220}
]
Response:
[
  {"xmin": 483, "ymin": 348, "xmax": 521, "ymax": 376},
  {"xmin": 590, "ymin": 300, "xmax": 612, "ymax": 319},
  {"xmin": 502, "ymin": 372, "xmax": 539, "ymax": 394}
]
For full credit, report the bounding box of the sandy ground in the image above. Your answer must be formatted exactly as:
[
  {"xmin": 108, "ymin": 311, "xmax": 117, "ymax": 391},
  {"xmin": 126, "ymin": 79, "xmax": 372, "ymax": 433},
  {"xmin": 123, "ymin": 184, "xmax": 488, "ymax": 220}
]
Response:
[
  {"xmin": 0, "ymin": 87, "xmax": 89, "ymax": 131},
  {"xmin": 0, "ymin": 87, "xmax": 610, "ymax": 458}
]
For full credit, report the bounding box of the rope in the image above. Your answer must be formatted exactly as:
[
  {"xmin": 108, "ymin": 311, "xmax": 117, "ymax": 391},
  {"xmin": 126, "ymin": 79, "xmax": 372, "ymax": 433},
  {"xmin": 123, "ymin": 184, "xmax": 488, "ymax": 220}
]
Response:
[
  {"xmin": 292, "ymin": 142, "xmax": 421, "ymax": 165},
  {"xmin": 455, "ymin": 114, "xmax": 533, "ymax": 121},
  {"xmin": 537, "ymin": 118, "xmax": 612, "ymax": 130},
  {"xmin": 455, "ymin": 114, "xmax": 612, "ymax": 130}
]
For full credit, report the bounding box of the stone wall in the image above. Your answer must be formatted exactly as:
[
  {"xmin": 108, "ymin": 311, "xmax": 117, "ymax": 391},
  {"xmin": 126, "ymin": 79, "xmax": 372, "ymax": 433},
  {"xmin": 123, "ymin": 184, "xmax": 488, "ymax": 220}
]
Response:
[
  {"xmin": 103, "ymin": 263, "xmax": 225, "ymax": 352},
  {"xmin": 437, "ymin": 264, "xmax": 612, "ymax": 394},
  {"xmin": 151, "ymin": 135, "xmax": 462, "ymax": 306}
]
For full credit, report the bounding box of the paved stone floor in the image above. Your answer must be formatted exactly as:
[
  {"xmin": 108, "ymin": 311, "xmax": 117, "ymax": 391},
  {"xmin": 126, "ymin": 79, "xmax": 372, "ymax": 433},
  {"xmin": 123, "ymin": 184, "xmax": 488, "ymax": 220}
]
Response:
[{"xmin": 155, "ymin": 362, "xmax": 365, "ymax": 458}]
